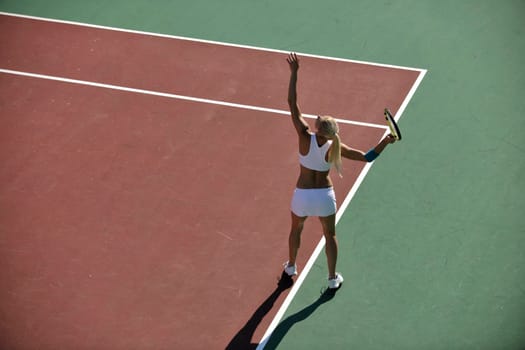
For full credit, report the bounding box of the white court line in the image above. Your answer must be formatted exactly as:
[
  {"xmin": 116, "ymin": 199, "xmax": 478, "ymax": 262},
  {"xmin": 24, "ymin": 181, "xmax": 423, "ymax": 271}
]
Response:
[
  {"xmin": 0, "ymin": 11, "xmax": 428, "ymax": 347},
  {"xmin": 0, "ymin": 11, "xmax": 425, "ymax": 128},
  {"xmin": 0, "ymin": 68, "xmax": 388, "ymax": 129},
  {"xmin": 0, "ymin": 11, "xmax": 425, "ymax": 73}
]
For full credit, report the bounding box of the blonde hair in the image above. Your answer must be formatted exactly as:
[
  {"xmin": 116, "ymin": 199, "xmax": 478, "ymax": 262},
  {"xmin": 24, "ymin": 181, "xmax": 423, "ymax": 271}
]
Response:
[{"xmin": 317, "ymin": 116, "xmax": 343, "ymax": 177}]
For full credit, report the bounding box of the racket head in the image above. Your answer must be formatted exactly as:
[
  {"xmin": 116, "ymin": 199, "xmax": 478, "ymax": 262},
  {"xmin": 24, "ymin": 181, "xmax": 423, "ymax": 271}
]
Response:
[{"xmin": 384, "ymin": 108, "xmax": 402, "ymax": 141}]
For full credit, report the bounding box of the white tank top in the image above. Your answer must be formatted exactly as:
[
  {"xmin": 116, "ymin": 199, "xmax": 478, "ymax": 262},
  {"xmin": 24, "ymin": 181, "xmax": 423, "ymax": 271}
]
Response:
[{"xmin": 299, "ymin": 133, "xmax": 332, "ymax": 172}]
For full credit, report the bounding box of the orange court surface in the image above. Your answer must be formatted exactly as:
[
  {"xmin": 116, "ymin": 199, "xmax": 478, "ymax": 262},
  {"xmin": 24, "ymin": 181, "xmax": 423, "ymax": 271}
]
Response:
[{"xmin": 0, "ymin": 13, "xmax": 424, "ymax": 349}]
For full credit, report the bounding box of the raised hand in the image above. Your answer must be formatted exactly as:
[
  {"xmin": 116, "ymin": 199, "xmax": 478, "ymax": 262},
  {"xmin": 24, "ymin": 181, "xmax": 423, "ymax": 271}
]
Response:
[{"xmin": 286, "ymin": 52, "xmax": 299, "ymax": 72}]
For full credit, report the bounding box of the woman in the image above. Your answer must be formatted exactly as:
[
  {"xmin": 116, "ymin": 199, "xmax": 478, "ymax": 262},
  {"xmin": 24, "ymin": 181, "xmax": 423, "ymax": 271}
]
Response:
[{"xmin": 284, "ymin": 53, "xmax": 396, "ymax": 289}]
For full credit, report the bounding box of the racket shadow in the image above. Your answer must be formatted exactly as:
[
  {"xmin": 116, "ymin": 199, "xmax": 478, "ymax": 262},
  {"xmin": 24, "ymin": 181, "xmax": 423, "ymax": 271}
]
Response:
[{"xmin": 225, "ymin": 271, "xmax": 294, "ymax": 350}]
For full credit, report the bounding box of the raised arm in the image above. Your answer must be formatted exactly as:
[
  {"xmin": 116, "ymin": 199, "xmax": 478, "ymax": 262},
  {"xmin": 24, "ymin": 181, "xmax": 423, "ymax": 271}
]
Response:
[
  {"xmin": 341, "ymin": 134, "xmax": 396, "ymax": 162},
  {"xmin": 286, "ymin": 53, "xmax": 310, "ymax": 136}
]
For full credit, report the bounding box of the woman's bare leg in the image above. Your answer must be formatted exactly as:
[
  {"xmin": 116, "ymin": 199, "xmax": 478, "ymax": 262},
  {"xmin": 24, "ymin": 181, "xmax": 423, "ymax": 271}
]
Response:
[
  {"xmin": 319, "ymin": 214, "xmax": 338, "ymax": 279},
  {"xmin": 288, "ymin": 212, "xmax": 307, "ymax": 266}
]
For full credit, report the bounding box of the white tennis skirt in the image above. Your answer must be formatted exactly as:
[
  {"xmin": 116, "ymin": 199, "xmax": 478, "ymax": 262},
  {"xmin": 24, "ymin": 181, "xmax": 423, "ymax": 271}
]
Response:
[{"xmin": 291, "ymin": 187, "xmax": 337, "ymax": 217}]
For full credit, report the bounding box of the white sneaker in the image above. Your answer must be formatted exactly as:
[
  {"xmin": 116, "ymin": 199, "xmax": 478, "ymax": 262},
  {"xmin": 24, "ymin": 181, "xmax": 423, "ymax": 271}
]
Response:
[
  {"xmin": 283, "ymin": 261, "xmax": 297, "ymax": 276},
  {"xmin": 328, "ymin": 273, "xmax": 344, "ymax": 289}
]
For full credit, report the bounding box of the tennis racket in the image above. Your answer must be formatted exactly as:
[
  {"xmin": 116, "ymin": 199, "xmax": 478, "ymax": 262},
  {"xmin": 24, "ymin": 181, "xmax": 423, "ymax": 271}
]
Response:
[{"xmin": 384, "ymin": 108, "xmax": 402, "ymax": 141}]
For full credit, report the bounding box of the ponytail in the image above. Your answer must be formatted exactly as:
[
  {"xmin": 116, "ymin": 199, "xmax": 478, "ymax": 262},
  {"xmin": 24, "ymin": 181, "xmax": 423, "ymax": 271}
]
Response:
[
  {"xmin": 318, "ymin": 115, "xmax": 343, "ymax": 177},
  {"xmin": 329, "ymin": 133, "xmax": 343, "ymax": 177}
]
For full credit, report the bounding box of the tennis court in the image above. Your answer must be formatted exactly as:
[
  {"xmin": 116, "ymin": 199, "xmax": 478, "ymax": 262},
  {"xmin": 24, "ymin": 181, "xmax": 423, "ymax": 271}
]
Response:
[{"xmin": 1, "ymin": 1, "xmax": 524, "ymax": 349}]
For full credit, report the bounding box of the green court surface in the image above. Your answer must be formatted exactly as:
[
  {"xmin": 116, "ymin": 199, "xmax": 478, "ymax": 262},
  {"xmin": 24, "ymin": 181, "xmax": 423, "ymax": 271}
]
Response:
[{"xmin": 1, "ymin": 1, "xmax": 524, "ymax": 349}]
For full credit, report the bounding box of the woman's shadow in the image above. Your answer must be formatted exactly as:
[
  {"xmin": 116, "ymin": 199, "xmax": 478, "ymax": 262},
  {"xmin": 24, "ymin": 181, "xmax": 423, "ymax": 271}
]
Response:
[
  {"xmin": 225, "ymin": 272, "xmax": 338, "ymax": 350},
  {"xmin": 260, "ymin": 287, "xmax": 337, "ymax": 349}
]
